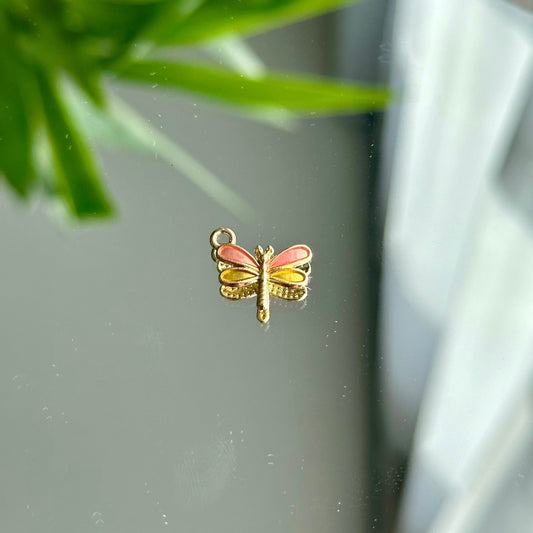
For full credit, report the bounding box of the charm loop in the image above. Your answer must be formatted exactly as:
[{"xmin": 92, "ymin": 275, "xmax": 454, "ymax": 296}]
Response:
[{"xmin": 210, "ymin": 227, "xmax": 237, "ymax": 250}]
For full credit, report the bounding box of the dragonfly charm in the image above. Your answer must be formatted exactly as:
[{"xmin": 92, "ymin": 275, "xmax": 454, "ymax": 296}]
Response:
[{"xmin": 210, "ymin": 228, "xmax": 312, "ymax": 323}]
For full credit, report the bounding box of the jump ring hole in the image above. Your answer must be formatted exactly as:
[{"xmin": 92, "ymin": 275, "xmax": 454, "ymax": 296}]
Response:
[{"xmin": 210, "ymin": 227, "xmax": 236, "ymax": 250}]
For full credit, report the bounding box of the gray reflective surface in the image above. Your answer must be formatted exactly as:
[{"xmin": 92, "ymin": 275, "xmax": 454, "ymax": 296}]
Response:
[{"xmin": 0, "ymin": 18, "xmax": 370, "ymax": 533}]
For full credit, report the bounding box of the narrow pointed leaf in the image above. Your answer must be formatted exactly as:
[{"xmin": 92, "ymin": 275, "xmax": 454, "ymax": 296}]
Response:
[
  {"xmin": 62, "ymin": 84, "xmax": 254, "ymax": 221},
  {"xmin": 144, "ymin": 0, "xmax": 363, "ymax": 46},
  {"xmin": 206, "ymin": 37, "xmax": 266, "ymax": 78},
  {"xmin": 114, "ymin": 60, "xmax": 390, "ymax": 114},
  {"xmin": 62, "ymin": 82, "xmax": 151, "ymax": 152},
  {"xmin": 70, "ymin": 67, "xmax": 105, "ymax": 107},
  {"xmin": 63, "ymin": 0, "xmax": 165, "ymax": 59},
  {"xmin": 205, "ymin": 38, "xmax": 296, "ymax": 129},
  {"xmin": 107, "ymin": 97, "xmax": 255, "ymax": 222},
  {"xmin": 0, "ymin": 19, "xmax": 34, "ymax": 196},
  {"xmin": 37, "ymin": 73, "xmax": 115, "ymax": 218}
]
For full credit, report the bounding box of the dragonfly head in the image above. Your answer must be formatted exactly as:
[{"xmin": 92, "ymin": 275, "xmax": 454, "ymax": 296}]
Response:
[{"xmin": 255, "ymin": 245, "xmax": 274, "ymax": 265}]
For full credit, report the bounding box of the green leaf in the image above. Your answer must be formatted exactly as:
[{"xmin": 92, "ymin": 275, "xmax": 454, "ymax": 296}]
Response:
[
  {"xmin": 62, "ymin": 82, "xmax": 254, "ymax": 221},
  {"xmin": 11, "ymin": 5, "xmax": 106, "ymax": 106},
  {"xmin": 205, "ymin": 37, "xmax": 266, "ymax": 78},
  {"xmin": 114, "ymin": 59, "xmax": 390, "ymax": 114},
  {"xmin": 143, "ymin": 0, "xmax": 362, "ymax": 46},
  {"xmin": 0, "ymin": 18, "xmax": 34, "ymax": 196},
  {"xmin": 204, "ymin": 38, "xmax": 296, "ymax": 130},
  {"xmin": 63, "ymin": 0, "xmax": 165, "ymax": 48},
  {"xmin": 112, "ymin": 98, "xmax": 255, "ymax": 222},
  {"xmin": 62, "ymin": 82, "xmax": 151, "ymax": 152},
  {"xmin": 68, "ymin": 61, "xmax": 106, "ymax": 107},
  {"xmin": 109, "ymin": 97, "xmax": 255, "ymax": 222},
  {"xmin": 36, "ymin": 72, "xmax": 115, "ymax": 218},
  {"xmin": 90, "ymin": 0, "xmax": 167, "ymax": 3}
]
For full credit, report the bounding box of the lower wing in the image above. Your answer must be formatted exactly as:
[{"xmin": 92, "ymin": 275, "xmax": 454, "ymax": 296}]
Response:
[
  {"xmin": 268, "ymin": 282, "xmax": 307, "ymax": 301},
  {"xmin": 219, "ymin": 267, "xmax": 259, "ymax": 300},
  {"xmin": 268, "ymin": 268, "xmax": 309, "ymax": 301},
  {"xmin": 221, "ymin": 283, "xmax": 258, "ymax": 300}
]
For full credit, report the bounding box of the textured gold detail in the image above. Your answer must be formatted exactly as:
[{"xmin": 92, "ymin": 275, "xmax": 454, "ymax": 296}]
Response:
[
  {"xmin": 268, "ymin": 283, "xmax": 307, "ymax": 301},
  {"xmin": 220, "ymin": 284, "xmax": 258, "ymax": 300}
]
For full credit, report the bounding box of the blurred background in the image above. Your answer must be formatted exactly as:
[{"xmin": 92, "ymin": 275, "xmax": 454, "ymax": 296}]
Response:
[
  {"xmin": 380, "ymin": 1, "xmax": 533, "ymax": 533},
  {"xmin": 1, "ymin": 0, "xmax": 533, "ymax": 532}
]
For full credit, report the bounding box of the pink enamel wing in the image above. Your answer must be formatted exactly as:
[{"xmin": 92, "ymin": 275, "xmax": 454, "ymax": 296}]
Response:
[{"xmin": 210, "ymin": 228, "xmax": 312, "ymax": 323}]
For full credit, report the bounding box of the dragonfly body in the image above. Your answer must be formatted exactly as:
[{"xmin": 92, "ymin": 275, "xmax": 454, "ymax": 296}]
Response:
[{"xmin": 256, "ymin": 245, "xmax": 274, "ymax": 323}]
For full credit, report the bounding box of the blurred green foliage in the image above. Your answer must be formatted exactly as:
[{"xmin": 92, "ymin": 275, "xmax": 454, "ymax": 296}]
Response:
[{"xmin": 0, "ymin": 0, "xmax": 389, "ymax": 221}]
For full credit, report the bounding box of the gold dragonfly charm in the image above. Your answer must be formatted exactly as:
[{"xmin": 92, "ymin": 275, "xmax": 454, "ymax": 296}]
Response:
[{"xmin": 210, "ymin": 228, "xmax": 312, "ymax": 323}]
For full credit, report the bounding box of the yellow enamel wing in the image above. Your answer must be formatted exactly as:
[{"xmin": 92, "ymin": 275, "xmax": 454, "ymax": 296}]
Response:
[{"xmin": 210, "ymin": 228, "xmax": 312, "ymax": 323}]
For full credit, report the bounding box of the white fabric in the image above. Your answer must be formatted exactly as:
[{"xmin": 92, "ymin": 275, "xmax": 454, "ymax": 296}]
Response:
[{"xmin": 381, "ymin": 0, "xmax": 533, "ymax": 531}]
